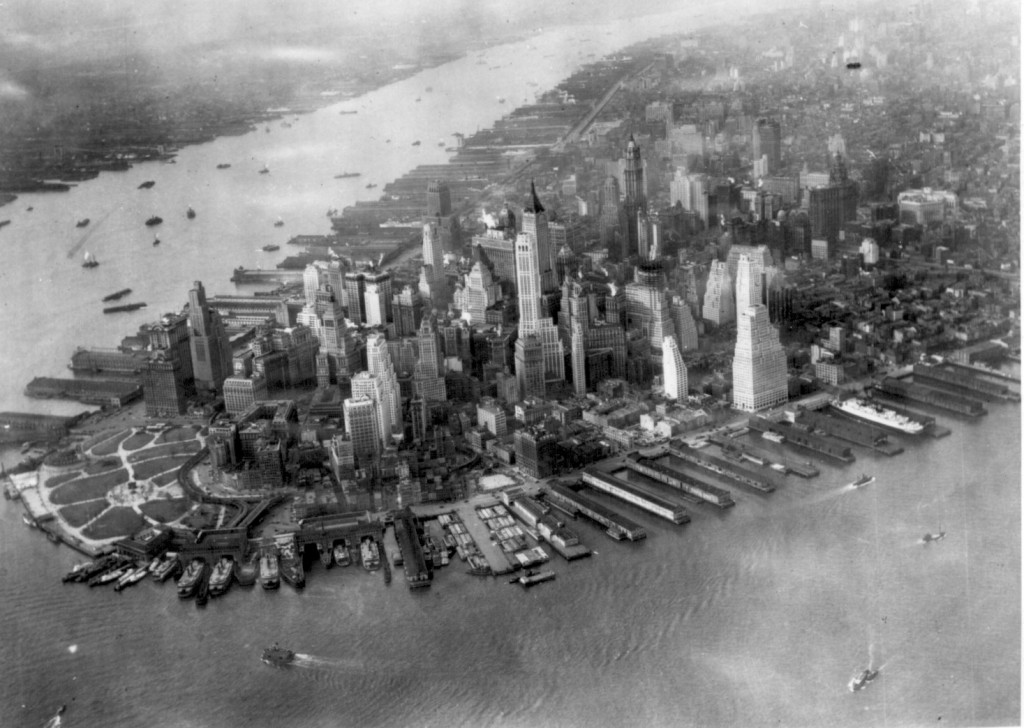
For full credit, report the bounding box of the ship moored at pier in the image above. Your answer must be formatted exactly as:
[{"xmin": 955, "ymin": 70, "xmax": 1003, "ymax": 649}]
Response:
[{"xmin": 833, "ymin": 398, "xmax": 925, "ymax": 435}]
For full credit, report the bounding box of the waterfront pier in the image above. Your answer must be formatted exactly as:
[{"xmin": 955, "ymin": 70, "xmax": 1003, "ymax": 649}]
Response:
[
  {"xmin": 581, "ymin": 468, "xmax": 690, "ymax": 525},
  {"xmin": 542, "ymin": 483, "xmax": 647, "ymax": 541},
  {"xmin": 667, "ymin": 442, "xmax": 778, "ymax": 493}
]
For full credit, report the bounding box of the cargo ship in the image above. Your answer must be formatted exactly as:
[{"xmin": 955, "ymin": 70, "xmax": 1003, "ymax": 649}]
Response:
[
  {"xmin": 101, "ymin": 288, "xmax": 132, "ymax": 302},
  {"xmin": 176, "ymin": 558, "xmax": 205, "ymax": 598},
  {"xmin": 334, "ymin": 172, "xmax": 361, "ymax": 179},
  {"xmin": 849, "ymin": 668, "xmax": 878, "ymax": 692},
  {"xmin": 360, "ymin": 539, "xmax": 381, "ymax": 570},
  {"xmin": 103, "ymin": 302, "xmax": 147, "ymax": 314},
  {"xmin": 262, "ymin": 644, "xmax": 295, "ymax": 667},
  {"xmin": 834, "ymin": 398, "xmax": 924, "ymax": 434},
  {"xmin": 145, "ymin": 215, "xmax": 162, "ymax": 226},
  {"xmin": 208, "ymin": 556, "xmax": 234, "ymax": 597},
  {"xmin": 259, "ymin": 552, "xmax": 280, "ymax": 590}
]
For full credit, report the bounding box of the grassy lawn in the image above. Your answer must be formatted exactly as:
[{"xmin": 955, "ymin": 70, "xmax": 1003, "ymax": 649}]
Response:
[
  {"xmin": 84, "ymin": 458, "xmax": 122, "ymax": 474},
  {"xmin": 45, "ymin": 471, "xmax": 82, "ymax": 489},
  {"xmin": 59, "ymin": 499, "xmax": 110, "ymax": 528},
  {"xmin": 91, "ymin": 430, "xmax": 131, "ymax": 457},
  {"xmin": 82, "ymin": 506, "xmax": 145, "ymax": 540},
  {"xmin": 181, "ymin": 504, "xmax": 223, "ymax": 530},
  {"xmin": 132, "ymin": 455, "xmax": 193, "ymax": 480},
  {"xmin": 50, "ymin": 469, "xmax": 130, "ymax": 505},
  {"xmin": 127, "ymin": 441, "xmax": 201, "ymax": 464},
  {"xmin": 123, "ymin": 431, "xmax": 155, "ymax": 451},
  {"xmin": 155, "ymin": 426, "xmax": 200, "ymax": 445},
  {"xmin": 140, "ymin": 498, "xmax": 190, "ymax": 523},
  {"xmin": 151, "ymin": 471, "xmax": 181, "ymax": 487}
]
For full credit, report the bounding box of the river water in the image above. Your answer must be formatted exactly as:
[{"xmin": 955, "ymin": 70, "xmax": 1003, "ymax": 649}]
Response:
[{"xmin": 0, "ymin": 9, "xmax": 1020, "ymax": 728}]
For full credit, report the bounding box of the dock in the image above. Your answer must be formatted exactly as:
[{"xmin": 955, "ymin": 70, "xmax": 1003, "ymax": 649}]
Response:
[
  {"xmin": 798, "ymin": 409, "xmax": 904, "ymax": 456},
  {"xmin": 543, "ymin": 483, "xmax": 647, "ymax": 541},
  {"xmin": 877, "ymin": 377, "xmax": 986, "ymax": 417},
  {"xmin": 392, "ymin": 507, "xmax": 431, "ymax": 589},
  {"xmin": 624, "ymin": 454, "xmax": 736, "ymax": 507},
  {"xmin": 229, "ymin": 268, "xmax": 305, "ymax": 285},
  {"xmin": 944, "ymin": 359, "xmax": 1020, "ymax": 383},
  {"xmin": 708, "ymin": 436, "xmax": 819, "ymax": 478},
  {"xmin": 667, "ymin": 442, "xmax": 778, "ymax": 493},
  {"xmin": 915, "ymin": 363, "xmax": 1020, "ymax": 402},
  {"xmin": 747, "ymin": 416, "xmax": 855, "ymax": 462},
  {"xmin": 581, "ymin": 469, "xmax": 690, "ymax": 525}
]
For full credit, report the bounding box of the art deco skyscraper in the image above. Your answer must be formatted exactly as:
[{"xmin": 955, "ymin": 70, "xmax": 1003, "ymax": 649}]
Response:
[
  {"xmin": 414, "ymin": 315, "xmax": 446, "ymax": 402},
  {"xmin": 702, "ymin": 260, "xmax": 735, "ymax": 328},
  {"xmin": 735, "ymin": 254, "xmax": 765, "ymax": 314},
  {"xmin": 732, "ymin": 304, "xmax": 788, "ymax": 412},
  {"xmin": 662, "ymin": 334, "xmax": 688, "ymax": 401},
  {"xmin": 514, "ymin": 232, "xmax": 564, "ymax": 395},
  {"xmin": 187, "ymin": 280, "xmax": 232, "ymax": 393},
  {"xmin": 670, "ymin": 296, "xmax": 699, "ymax": 352},
  {"xmin": 571, "ymin": 317, "xmax": 587, "ymax": 397},
  {"xmin": 419, "ymin": 220, "xmax": 446, "ymax": 303},
  {"xmin": 620, "ymin": 135, "xmax": 646, "ymax": 259},
  {"xmin": 343, "ymin": 396, "xmax": 380, "ymax": 461},
  {"xmin": 366, "ymin": 333, "xmax": 401, "ymax": 441},
  {"xmin": 521, "ymin": 181, "xmax": 554, "ymax": 290}
]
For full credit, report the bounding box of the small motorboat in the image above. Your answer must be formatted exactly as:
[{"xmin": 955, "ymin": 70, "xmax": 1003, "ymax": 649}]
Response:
[
  {"xmin": 262, "ymin": 644, "xmax": 296, "ymax": 667},
  {"xmin": 849, "ymin": 668, "xmax": 879, "ymax": 692}
]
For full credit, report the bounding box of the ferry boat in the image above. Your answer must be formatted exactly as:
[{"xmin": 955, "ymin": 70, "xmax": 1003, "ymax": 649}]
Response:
[
  {"xmin": 333, "ymin": 543, "xmax": 350, "ymax": 566},
  {"xmin": 849, "ymin": 668, "xmax": 879, "ymax": 692},
  {"xmin": 234, "ymin": 552, "xmax": 259, "ymax": 586},
  {"xmin": 262, "ymin": 244, "xmax": 280, "ymax": 252},
  {"xmin": 360, "ymin": 539, "xmax": 381, "ymax": 571},
  {"xmin": 186, "ymin": 206, "xmax": 196, "ymax": 219},
  {"xmin": 262, "ymin": 644, "xmax": 296, "ymax": 667},
  {"xmin": 145, "ymin": 215, "xmax": 163, "ymax": 226},
  {"xmin": 152, "ymin": 554, "xmax": 181, "ymax": 582},
  {"xmin": 259, "ymin": 552, "xmax": 280, "ymax": 590},
  {"xmin": 176, "ymin": 558, "xmax": 205, "ymax": 598},
  {"xmin": 208, "ymin": 557, "xmax": 234, "ymax": 597},
  {"xmin": 82, "ymin": 251, "xmax": 99, "ymax": 268},
  {"xmin": 850, "ymin": 473, "xmax": 875, "ymax": 489},
  {"xmin": 274, "ymin": 217, "xmax": 284, "ymax": 227},
  {"xmin": 834, "ymin": 398, "xmax": 924, "ymax": 434},
  {"xmin": 518, "ymin": 570, "xmax": 555, "ymax": 587},
  {"xmin": 216, "ymin": 163, "xmax": 231, "ymax": 169}
]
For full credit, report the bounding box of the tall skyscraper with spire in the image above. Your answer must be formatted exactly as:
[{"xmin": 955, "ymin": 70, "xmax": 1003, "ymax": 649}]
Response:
[
  {"xmin": 662, "ymin": 335, "xmax": 688, "ymax": 401},
  {"xmin": 187, "ymin": 280, "xmax": 232, "ymax": 393},
  {"xmin": 419, "ymin": 221, "xmax": 446, "ymax": 303},
  {"xmin": 297, "ymin": 280, "xmax": 360, "ymax": 384},
  {"xmin": 513, "ymin": 231, "xmax": 564, "ymax": 397},
  {"xmin": 571, "ymin": 317, "xmax": 587, "ymax": 397},
  {"xmin": 732, "ymin": 304, "xmax": 788, "ymax": 412},
  {"xmin": 619, "ymin": 134, "xmax": 647, "ymax": 260},
  {"xmin": 366, "ymin": 333, "xmax": 401, "ymax": 442},
  {"xmin": 521, "ymin": 181, "xmax": 554, "ymax": 290}
]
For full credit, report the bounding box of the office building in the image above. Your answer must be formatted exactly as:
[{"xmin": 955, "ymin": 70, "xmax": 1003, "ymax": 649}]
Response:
[
  {"xmin": 662, "ymin": 335, "xmax": 688, "ymax": 401},
  {"xmin": 414, "ymin": 315, "xmax": 447, "ymax": 402},
  {"xmin": 735, "ymin": 254, "xmax": 765, "ymax": 313},
  {"xmin": 362, "ymin": 269, "xmax": 392, "ymax": 327},
  {"xmin": 343, "ymin": 396, "xmax": 380, "ymax": 462},
  {"xmin": 187, "ymin": 280, "xmax": 232, "ymax": 393},
  {"xmin": 752, "ymin": 118, "xmax": 782, "ymax": 170},
  {"xmin": 392, "ymin": 285, "xmax": 423, "ymax": 337},
  {"xmin": 732, "ymin": 304, "xmax": 788, "ymax": 412},
  {"xmin": 366, "ymin": 333, "xmax": 401, "ymax": 441},
  {"xmin": 702, "ymin": 260, "xmax": 735, "ymax": 327},
  {"xmin": 670, "ymin": 296, "xmax": 699, "ymax": 352},
  {"xmin": 521, "ymin": 181, "xmax": 554, "ymax": 290},
  {"xmin": 571, "ymin": 317, "xmax": 587, "ymax": 396}
]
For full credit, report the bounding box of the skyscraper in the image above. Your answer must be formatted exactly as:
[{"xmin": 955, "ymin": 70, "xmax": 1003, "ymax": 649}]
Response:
[
  {"xmin": 752, "ymin": 118, "xmax": 782, "ymax": 171},
  {"xmin": 702, "ymin": 260, "xmax": 735, "ymax": 327},
  {"xmin": 366, "ymin": 333, "xmax": 401, "ymax": 442},
  {"xmin": 187, "ymin": 280, "xmax": 232, "ymax": 393},
  {"xmin": 571, "ymin": 317, "xmax": 587, "ymax": 397},
  {"xmin": 296, "ymin": 282, "xmax": 360, "ymax": 383},
  {"xmin": 343, "ymin": 271, "xmax": 366, "ymax": 324},
  {"xmin": 414, "ymin": 315, "xmax": 446, "ymax": 402},
  {"xmin": 599, "ymin": 176, "xmax": 622, "ymax": 254},
  {"xmin": 732, "ymin": 304, "xmax": 788, "ymax": 412},
  {"xmin": 514, "ymin": 231, "xmax": 564, "ymax": 393},
  {"xmin": 734, "ymin": 254, "xmax": 765, "ymax": 313},
  {"xmin": 670, "ymin": 296, "xmax": 699, "ymax": 352},
  {"xmin": 351, "ymin": 372, "xmax": 391, "ymax": 450},
  {"xmin": 625, "ymin": 263, "xmax": 671, "ymax": 358},
  {"xmin": 426, "ymin": 179, "xmax": 451, "ymax": 217},
  {"xmin": 514, "ymin": 334, "xmax": 545, "ymax": 400},
  {"xmin": 521, "ymin": 181, "xmax": 554, "ymax": 289},
  {"xmin": 620, "ymin": 135, "xmax": 646, "ymax": 259},
  {"xmin": 343, "ymin": 396, "xmax": 380, "ymax": 462},
  {"xmin": 362, "ymin": 269, "xmax": 392, "ymax": 327},
  {"xmin": 420, "ymin": 220, "xmax": 446, "ymax": 303},
  {"xmin": 662, "ymin": 334, "xmax": 688, "ymax": 401}
]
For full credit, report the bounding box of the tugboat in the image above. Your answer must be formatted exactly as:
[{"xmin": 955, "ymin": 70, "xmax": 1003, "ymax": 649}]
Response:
[
  {"xmin": 82, "ymin": 251, "xmax": 99, "ymax": 268},
  {"xmin": 849, "ymin": 668, "xmax": 879, "ymax": 692},
  {"xmin": 922, "ymin": 531, "xmax": 946, "ymax": 544},
  {"xmin": 262, "ymin": 644, "xmax": 296, "ymax": 667},
  {"xmin": 152, "ymin": 236, "xmax": 160, "ymax": 246},
  {"xmin": 273, "ymin": 217, "xmax": 284, "ymax": 227},
  {"xmin": 262, "ymin": 244, "xmax": 280, "ymax": 252},
  {"xmin": 258, "ymin": 165, "xmax": 270, "ymax": 175},
  {"xmin": 115, "ymin": 563, "xmax": 149, "ymax": 592},
  {"xmin": 850, "ymin": 473, "xmax": 875, "ymax": 489},
  {"xmin": 145, "ymin": 215, "xmax": 163, "ymax": 226},
  {"xmin": 62, "ymin": 561, "xmax": 95, "ymax": 583},
  {"xmin": 411, "ymin": 140, "xmax": 421, "ymax": 146},
  {"xmin": 138, "ymin": 180, "xmax": 155, "ymax": 189},
  {"xmin": 216, "ymin": 163, "xmax": 231, "ymax": 169},
  {"xmin": 186, "ymin": 206, "xmax": 196, "ymax": 219},
  {"xmin": 259, "ymin": 551, "xmax": 280, "ymax": 590},
  {"xmin": 76, "ymin": 218, "xmax": 90, "ymax": 228},
  {"xmin": 365, "ymin": 183, "xmax": 377, "ymax": 189}
]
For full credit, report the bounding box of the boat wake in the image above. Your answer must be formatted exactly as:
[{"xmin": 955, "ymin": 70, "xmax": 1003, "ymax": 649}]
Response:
[
  {"xmin": 66, "ymin": 210, "xmax": 114, "ymax": 259},
  {"xmin": 290, "ymin": 653, "xmax": 363, "ymax": 670}
]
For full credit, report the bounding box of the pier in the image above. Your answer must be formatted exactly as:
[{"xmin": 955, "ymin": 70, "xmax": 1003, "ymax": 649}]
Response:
[
  {"xmin": 877, "ymin": 377, "xmax": 986, "ymax": 417},
  {"xmin": 623, "ymin": 454, "xmax": 735, "ymax": 508},
  {"xmin": 229, "ymin": 268, "xmax": 305, "ymax": 285},
  {"xmin": 581, "ymin": 469, "xmax": 690, "ymax": 525},
  {"xmin": 944, "ymin": 359, "xmax": 1020, "ymax": 383},
  {"xmin": 747, "ymin": 417, "xmax": 855, "ymax": 463},
  {"xmin": 707, "ymin": 436, "xmax": 820, "ymax": 478},
  {"xmin": 543, "ymin": 483, "xmax": 647, "ymax": 541},
  {"xmin": 798, "ymin": 410, "xmax": 904, "ymax": 456},
  {"xmin": 393, "ymin": 507, "xmax": 431, "ymax": 588},
  {"xmin": 667, "ymin": 442, "xmax": 778, "ymax": 493},
  {"xmin": 914, "ymin": 363, "xmax": 1020, "ymax": 401}
]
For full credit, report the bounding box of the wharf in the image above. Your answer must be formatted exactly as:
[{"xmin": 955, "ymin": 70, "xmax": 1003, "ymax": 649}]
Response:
[
  {"xmin": 25, "ymin": 377, "xmax": 141, "ymax": 407},
  {"xmin": 624, "ymin": 454, "xmax": 735, "ymax": 507},
  {"xmin": 425, "ymin": 500, "xmax": 516, "ymax": 576},
  {"xmin": 229, "ymin": 268, "xmax": 304, "ymax": 285},
  {"xmin": 747, "ymin": 416, "xmax": 855, "ymax": 463},
  {"xmin": 914, "ymin": 363, "xmax": 1020, "ymax": 402},
  {"xmin": 543, "ymin": 483, "xmax": 647, "ymax": 541},
  {"xmin": 859, "ymin": 394, "xmax": 950, "ymax": 438},
  {"xmin": 581, "ymin": 468, "xmax": 690, "ymax": 525},
  {"xmin": 877, "ymin": 377, "xmax": 986, "ymax": 417},
  {"xmin": 944, "ymin": 359, "xmax": 1020, "ymax": 383},
  {"xmin": 798, "ymin": 410, "xmax": 903, "ymax": 456},
  {"xmin": 708, "ymin": 436, "xmax": 819, "ymax": 478},
  {"xmin": 393, "ymin": 507, "xmax": 431, "ymax": 588},
  {"xmin": 667, "ymin": 442, "xmax": 778, "ymax": 493}
]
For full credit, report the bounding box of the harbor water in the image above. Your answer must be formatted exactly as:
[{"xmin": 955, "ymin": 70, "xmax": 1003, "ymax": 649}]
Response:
[{"xmin": 0, "ymin": 9, "xmax": 1020, "ymax": 728}]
